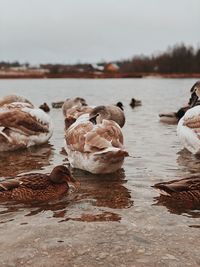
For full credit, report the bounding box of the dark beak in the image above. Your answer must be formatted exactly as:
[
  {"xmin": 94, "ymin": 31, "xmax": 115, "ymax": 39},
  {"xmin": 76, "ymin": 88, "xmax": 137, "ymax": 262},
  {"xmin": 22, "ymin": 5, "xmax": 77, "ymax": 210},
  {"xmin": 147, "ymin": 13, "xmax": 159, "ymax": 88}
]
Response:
[{"xmin": 189, "ymin": 92, "xmax": 199, "ymax": 107}]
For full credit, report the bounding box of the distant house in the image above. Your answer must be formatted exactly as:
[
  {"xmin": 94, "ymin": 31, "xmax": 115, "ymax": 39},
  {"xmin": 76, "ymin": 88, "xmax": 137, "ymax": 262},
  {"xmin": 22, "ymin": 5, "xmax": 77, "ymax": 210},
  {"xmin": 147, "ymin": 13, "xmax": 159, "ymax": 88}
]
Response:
[
  {"xmin": 90, "ymin": 64, "xmax": 104, "ymax": 72},
  {"xmin": 104, "ymin": 63, "xmax": 119, "ymax": 72}
]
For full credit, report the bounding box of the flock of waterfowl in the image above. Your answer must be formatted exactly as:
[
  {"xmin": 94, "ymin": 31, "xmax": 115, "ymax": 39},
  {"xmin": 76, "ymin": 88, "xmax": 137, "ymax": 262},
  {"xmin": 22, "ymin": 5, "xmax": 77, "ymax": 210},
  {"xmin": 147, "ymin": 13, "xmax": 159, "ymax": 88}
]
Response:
[{"xmin": 0, "ymin": 81, "xmax": 200, "ymax": 208}]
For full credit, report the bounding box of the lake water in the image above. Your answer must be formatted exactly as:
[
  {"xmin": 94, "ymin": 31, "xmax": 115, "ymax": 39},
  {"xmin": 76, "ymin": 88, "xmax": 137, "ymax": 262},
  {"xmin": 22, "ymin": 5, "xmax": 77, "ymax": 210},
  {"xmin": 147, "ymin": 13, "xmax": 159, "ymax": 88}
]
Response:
[{"xmin": 0, "ymin": 78, "xmax": 199, "ymax": 266}]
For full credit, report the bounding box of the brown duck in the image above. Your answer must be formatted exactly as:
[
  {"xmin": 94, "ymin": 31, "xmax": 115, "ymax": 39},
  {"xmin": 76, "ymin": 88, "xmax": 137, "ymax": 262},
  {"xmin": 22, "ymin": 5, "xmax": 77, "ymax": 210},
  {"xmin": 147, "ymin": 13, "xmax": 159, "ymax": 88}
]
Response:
[
  {"xmin": 0, "ymin": 165, "xmax": 79, "ymax": 202},
  {"xmin": 153, "ymin": 176, "xmax": 200, "ymax": 204}
]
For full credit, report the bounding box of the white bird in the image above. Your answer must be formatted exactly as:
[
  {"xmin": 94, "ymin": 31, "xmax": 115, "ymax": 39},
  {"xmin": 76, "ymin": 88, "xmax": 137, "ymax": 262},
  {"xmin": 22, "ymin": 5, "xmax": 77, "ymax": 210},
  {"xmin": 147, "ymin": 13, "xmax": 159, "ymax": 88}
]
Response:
[
  {"xmin": 177, "ymin": 81, "xmax": 200, "ymax": 154},
  {"xmin": 64, "ymin": 113, "xmax": 128, "ymax": 174},
  {"xmin": 0, "ymin": 96, "xmax": 53, "ymax": 152}
]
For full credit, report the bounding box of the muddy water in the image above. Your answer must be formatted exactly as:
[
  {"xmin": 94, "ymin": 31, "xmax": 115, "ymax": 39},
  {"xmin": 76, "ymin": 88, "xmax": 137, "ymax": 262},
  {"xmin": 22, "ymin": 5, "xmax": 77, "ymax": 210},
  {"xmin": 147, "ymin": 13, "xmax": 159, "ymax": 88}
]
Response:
[{"xmin": 0, "ymin": 78, "xmax": 200, "ymax": 266}]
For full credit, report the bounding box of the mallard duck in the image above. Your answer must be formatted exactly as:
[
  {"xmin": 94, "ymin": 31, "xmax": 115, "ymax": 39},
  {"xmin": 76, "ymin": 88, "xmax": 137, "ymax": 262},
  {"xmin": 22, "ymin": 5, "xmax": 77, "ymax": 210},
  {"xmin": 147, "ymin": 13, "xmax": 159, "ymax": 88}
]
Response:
[
  {"xmin": 0, "ymin": 165, "xmax": 79, "ymax": 202},
  {"xmin": 39, "ymin": 102, "xmax": 50, "ymax": 113},
  {"xmin": 177, "ymin": 81, "xmax": 200, "ymax": 154},
  {"xmin": 0, "ymin": 101, "xmax": 53, "ymax": 151},
  {"xmin": 129, "ymin": 98, "xmax": 142, "ymax": 108},
  {"xmin": 116, "ymin": 102, "xmax": 124, "ymax": 111},
  {"xmin": 89, "ymin": 105, "xmax": 125, "ymax": 128},
  {"xmin": 159, "ymin": 106, "xmax": 189, "ymax": 124},
  {"xmin": 153, "ymin": 175, "xmax": 200, "ymax": 205},
  {"xmin": 64, "ymin": 113, "xmax": 128, "ymax": 174}
]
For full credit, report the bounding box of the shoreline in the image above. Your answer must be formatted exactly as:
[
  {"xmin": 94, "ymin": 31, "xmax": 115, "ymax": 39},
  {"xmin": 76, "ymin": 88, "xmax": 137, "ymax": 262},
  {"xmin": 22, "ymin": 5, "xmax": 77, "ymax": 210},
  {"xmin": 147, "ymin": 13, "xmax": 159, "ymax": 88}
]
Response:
[{"xmin": 0, "ymin": 72, "xmax": 200, "ymax": 79}]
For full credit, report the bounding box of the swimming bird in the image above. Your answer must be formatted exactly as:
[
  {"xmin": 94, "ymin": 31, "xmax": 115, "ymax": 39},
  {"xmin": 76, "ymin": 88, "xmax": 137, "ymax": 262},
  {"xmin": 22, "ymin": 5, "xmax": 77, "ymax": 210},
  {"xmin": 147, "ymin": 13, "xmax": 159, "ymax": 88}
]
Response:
[
  {"xmin": 0, "ymin": 94, "xmax": 33, "ymax": 107},
  {"xmin": 177, "ymin": 81, "xmax": 200, "ymax": 154},
  {"xmin": 0, "ymin": 101, "xmax": 53, "ymax": 151},
  {"xmin": 39, "ymin": 102, "xmax": 50, "ymax": 113},
  {"xmin": 159, "ymin": 106, "xmax": 189, "ymax": 124},
  {"xmin": 64, "ymin": 113, "xmax": 128, "ymax": 174},
  {"xmin": 62, "ymin": 97, "xmax": 88, "ymax": 117},
  {"xmin": 129, "ymin": 98, "xmax": 142, "ymax": 108},
  {"xmin": 116, "ymin": 102, "xmax": 124, "ymax": 111},
  {"xmin": 89, "ymin": 105, "xmax": 125, "ymax": 128},
  {"xmin": 0, "ymin": 165, "xmax": 79, "ymax": 202},
  {"xmin": 153, "ymin": 175, "xmax": 200, "ymax": 205}
]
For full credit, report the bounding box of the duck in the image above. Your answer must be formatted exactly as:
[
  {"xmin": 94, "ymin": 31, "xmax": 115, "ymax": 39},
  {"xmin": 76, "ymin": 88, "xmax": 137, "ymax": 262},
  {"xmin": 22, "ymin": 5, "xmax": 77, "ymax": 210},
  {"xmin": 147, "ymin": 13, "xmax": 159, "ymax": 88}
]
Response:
[
  {"xmin": 0, "ymin": 165, "xmax": 79, "ymax": 202},
  {"xmin": 64, "ymin": 113, "xmax": 128, "ymax": 174},
  {"xmin": 153, "ymin": 175, "xmax": 200, "ymax": 205},
  {"xmin": 62, "ymin": 97, "xmax": 88, "ymax": 117},
  {"xmin": 129, "ymin": 98, "xmax": 142, "ymax": 108},
  {"xmin": 159, "ymin": 106, "xmax": 189, "ymax": 124},
  {"xmin": 89, "ymin": 105, "xmax": 125, "ymax": 128},
  {"xmin": 177, "ymin": 81, "xmax": 200, "ymax": 154},
  {"xmin": 0, "ymin": 94, "xmax": 33, "ymax": 107},
  {"xmin": 0, "ymin": 100, "xmax": 53, "ymax": 152},
  {"xmin": 116, "ymin": 102, "xmax": 124, "ymax": 111},
  {"xmin": 52, "ymin": 101, "xmax": 64, "ymax": 109},
  {"xmin": 39, "ymin": 102, "xmax": 50, "ymax": 113}
]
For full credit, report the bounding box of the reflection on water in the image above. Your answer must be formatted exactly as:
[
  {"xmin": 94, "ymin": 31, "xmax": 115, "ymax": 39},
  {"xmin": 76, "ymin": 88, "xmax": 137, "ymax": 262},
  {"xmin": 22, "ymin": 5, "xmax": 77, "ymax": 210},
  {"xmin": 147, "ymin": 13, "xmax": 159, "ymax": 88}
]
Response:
[
  {"xmin": 153, "ymin": 195, "xmax": 200, "ymax": 217},
  {"xmin": 177, "ymin": 148, "xmax": 200, "ymax": 174},
  {"xmin": 0, "ymin": 143, "xmax": 54, "ymax": 177},
  {"xmin": 0, "ymin": 168, "xmax": 132, "ymax": 222}
]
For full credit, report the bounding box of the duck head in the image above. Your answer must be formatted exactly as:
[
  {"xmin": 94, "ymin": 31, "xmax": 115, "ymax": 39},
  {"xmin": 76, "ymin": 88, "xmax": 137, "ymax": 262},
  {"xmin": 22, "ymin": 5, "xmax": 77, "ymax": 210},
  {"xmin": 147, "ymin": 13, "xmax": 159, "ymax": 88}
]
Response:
[
  {"xmin": 89, "ymin": 106, "xmax": 109, "ymax": 124},
  {"xmin": 49, "ymin": 165, "xmax": 80, "ymax": 190},
  {"xmin": 189, "ymin": 81, "xmax": 200, "ymax": 107}
]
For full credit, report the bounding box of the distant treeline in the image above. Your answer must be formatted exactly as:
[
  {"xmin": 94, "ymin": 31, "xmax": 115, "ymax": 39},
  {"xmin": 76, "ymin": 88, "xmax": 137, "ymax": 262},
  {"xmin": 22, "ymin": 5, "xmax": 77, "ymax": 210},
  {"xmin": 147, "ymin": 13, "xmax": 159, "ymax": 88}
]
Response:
[
  {"xmin": 0, "ymin": 44, "xmax": 200, "ymax": 74},
  {"xmin": 118, "ymin": 44, "xmax": 200, "ymax": 73}
]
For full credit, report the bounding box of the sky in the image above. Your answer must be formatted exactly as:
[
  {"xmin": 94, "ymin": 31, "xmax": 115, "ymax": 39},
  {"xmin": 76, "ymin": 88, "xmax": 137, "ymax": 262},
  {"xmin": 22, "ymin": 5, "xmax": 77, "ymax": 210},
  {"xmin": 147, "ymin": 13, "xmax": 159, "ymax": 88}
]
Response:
[{"xmin": 0, "ymin": 0, "xmax": 199, "ymax": 64}]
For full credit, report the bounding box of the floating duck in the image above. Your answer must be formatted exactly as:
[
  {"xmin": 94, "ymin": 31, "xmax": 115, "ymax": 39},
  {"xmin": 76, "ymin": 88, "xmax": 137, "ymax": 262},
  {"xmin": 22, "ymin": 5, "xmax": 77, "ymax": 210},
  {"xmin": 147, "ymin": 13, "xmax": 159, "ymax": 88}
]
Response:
[
  {"xmin": 159, "ymin": 106, "xmax": 189, "ymax": 124},
  {"xmin": 64, "ymin": 113, "xmax": 128, "ymax": 174},
  {"xmin": 177, "ymin": 81, "xmax": 200, "ymax": 154},
  {"xmin": 51, "ymin": 101, "xmax": 64, "ymax": 109},
  {"xmin": 89, "ymin": 105, "xmax": 125, "ymax": 128},
  {"xmin": 0, "ymin": 165, "xmax": 79, "ymax": 202},
  {"xmin": 116, "ymin": 102, "xmax": 124, "ymax": 111},
  {"xmin": 62, "ymin": 97, "xmax": 88, "ymax": 117},
  {"xmin": 153, "ymin": 175, "xmax": 200, "ymax": 204},
  {"xmin": 0, "ymin": 94, "xmax": 33, "ymax": 107},
  {"xmin": 0, "ymin": 99, "xmax": 53, "ymax": 152},
  {"xmin": 129, "ymin": 98, "xmax": 142, "ymax": 108},
  {"xmin": 39, "ymin": 102, "xmax": 50, "ymax": 113}
]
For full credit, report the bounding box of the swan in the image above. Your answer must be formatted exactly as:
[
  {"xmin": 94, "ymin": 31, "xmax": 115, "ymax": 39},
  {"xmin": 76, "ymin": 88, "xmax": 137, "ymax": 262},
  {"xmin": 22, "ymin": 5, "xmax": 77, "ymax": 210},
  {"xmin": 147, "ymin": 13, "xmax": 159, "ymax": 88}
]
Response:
[{"xmin": 177, "ymin": 81, "xmax": 200, "ymax": 154}]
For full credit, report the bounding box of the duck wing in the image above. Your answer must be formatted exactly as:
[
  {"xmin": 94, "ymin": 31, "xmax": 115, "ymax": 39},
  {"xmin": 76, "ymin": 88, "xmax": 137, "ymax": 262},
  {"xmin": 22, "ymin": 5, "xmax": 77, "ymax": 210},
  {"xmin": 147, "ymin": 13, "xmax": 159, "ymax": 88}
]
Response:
[
  {"xmin": 153, "ymin": 177, "xmax": 200, "ymax": 195},
  {"xmin": 0, "ymin": 108, "xmax": 49, "ymax": 135},
  {"xmin": 0, "ymin": 174, "xmax": 50, "ymax": 191},
  {"xmin": 66, "ymin": 120, "xmax": 124, "ymax": 153}
]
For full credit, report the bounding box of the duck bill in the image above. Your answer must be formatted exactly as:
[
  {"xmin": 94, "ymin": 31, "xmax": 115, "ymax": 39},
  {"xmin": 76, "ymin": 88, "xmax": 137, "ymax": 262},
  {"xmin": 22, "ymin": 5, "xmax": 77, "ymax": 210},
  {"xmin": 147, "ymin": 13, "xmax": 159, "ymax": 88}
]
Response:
[{"xmin": 189, "ymin": 92, "xmax": 199, "ymax": 107}]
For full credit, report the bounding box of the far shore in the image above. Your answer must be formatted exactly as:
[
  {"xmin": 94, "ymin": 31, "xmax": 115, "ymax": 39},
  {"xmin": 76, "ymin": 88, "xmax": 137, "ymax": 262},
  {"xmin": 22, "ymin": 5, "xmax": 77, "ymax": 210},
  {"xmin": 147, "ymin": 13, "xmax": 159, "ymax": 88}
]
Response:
[{"xmin": 0, "ymin": 72, "xmax": 200, "ymax": 79}]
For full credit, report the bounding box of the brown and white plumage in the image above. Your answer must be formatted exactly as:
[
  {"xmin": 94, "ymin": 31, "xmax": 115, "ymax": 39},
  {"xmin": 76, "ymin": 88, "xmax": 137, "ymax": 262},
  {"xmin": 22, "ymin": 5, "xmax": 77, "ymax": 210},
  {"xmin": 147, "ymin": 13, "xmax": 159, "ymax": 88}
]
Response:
[
  {"xmin": 0, "ymin": 94, "xmax": 33, "ymax": 107},
  {"xmin": 0, "ymin": 165, "xmax": 79, "ymax": 202},
  {"xmin": 64, "ymin": 114, "xmax": 128, "ymax": 174},
  {"xmin": 89, "ymin": 105, "xmax": 125, "ymax": 128},
  {"xmin": 0, "ymin": 100, "xmax": 53, "ymax": 151},
  {"xmin": 62, "ymin": 97, "xmax": 88, "ymax": 117}
]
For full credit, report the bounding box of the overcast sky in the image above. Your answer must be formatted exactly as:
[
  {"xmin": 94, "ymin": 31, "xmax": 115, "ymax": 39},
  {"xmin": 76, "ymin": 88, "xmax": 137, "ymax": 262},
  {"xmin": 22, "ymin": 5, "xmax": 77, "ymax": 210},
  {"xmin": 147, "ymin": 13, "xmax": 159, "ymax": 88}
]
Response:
[{"xmin": 0, "ymin": 0, "xmax": 199, "ymax": 64}]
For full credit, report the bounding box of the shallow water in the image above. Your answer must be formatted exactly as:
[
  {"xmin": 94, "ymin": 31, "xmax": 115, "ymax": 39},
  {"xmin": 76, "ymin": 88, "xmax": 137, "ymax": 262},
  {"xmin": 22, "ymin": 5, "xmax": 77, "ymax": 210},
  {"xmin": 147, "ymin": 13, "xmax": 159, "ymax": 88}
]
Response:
[{"xmin": 0, "ymin": 78, "xmax": 200, "ymax": 266}]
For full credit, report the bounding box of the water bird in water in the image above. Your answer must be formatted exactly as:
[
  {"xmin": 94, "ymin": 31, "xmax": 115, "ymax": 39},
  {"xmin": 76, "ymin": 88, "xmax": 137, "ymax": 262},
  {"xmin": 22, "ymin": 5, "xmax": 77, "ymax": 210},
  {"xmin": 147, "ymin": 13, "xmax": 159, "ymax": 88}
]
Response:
[
  {"xmin": 89, "ymin": 105, "xmax": 125, "ymax": 128},
  {"xmin": 62, "ymin": 97, "xmax": 88, "ymax": 117},
  {"xmin": 116, "ymin": 102, "xmax": 124, "ymax": 111},
  {"xmin": 51, "ymin": 101, "xmax": 64, "ymax": 109},
  {"xmin": 39, "ymin": 102, "xmax": 50, "ymax": 113},
  {"xmin": 64, "ymin": 112, "xmax": 128, "ymax": 174},
  {"xmin": 0, "ymin": 165, "xmax": 79, "ymax": 202},
  {"xmin": 159, "ymin": 106, "xmax": 189, "ymax": 124},
  {"xmin": 0, "ymin": 95, "xmax": 53, "ymax": 151},
  {"xmin": 177, "ymin": 81, "xmax": 200, "ymax": 154},
  {"xmin": 153, "ymin": 175, "xmax": 200, "ymax": 211},
  {"xmin": 129, "ymin": 98, "xmax": 142, "ymax": 108}
]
